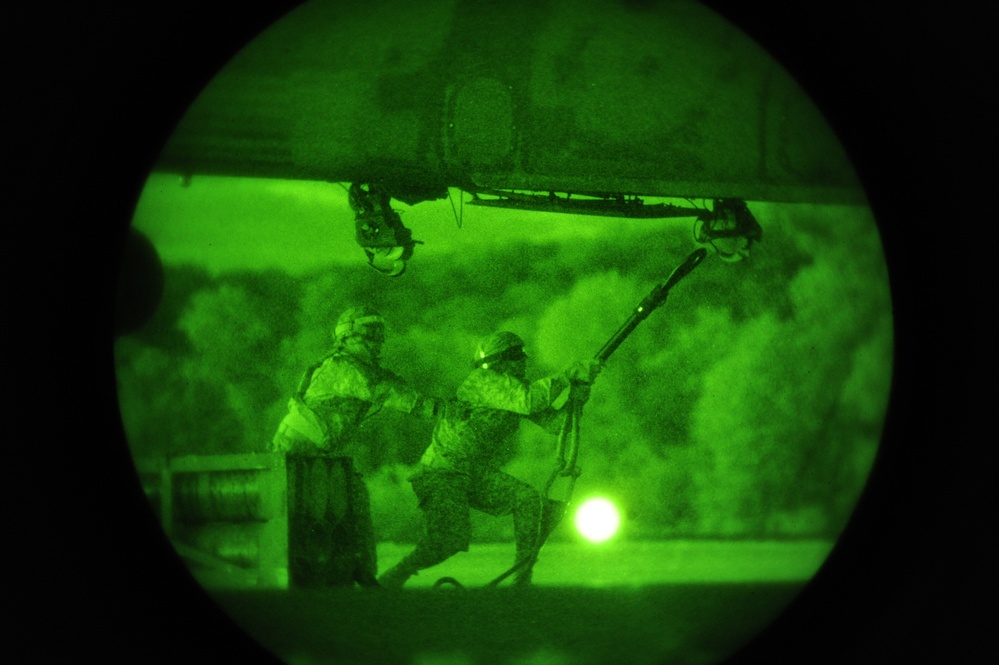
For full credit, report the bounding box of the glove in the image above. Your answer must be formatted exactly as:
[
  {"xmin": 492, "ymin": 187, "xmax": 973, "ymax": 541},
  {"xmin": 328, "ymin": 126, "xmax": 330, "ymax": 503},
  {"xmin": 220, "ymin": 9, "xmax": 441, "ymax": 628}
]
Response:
[
  {"xmin": 569, "ymin": 382, "xmax": 591, "ymax": 405},
  {"xmin": 565, "ymin": 359, "xmax": 603, "ymax": 385},
  {"xmin": 417, "ymin": 396, "xmax": 444, "ymax": 420}
]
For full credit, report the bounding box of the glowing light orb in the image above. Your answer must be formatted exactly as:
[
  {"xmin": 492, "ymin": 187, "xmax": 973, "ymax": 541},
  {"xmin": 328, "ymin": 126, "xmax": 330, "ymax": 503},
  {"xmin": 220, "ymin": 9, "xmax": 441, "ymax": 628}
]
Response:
[{"xmin": 574, "ymin": 497, "xmax": 621, "ymax": 543}]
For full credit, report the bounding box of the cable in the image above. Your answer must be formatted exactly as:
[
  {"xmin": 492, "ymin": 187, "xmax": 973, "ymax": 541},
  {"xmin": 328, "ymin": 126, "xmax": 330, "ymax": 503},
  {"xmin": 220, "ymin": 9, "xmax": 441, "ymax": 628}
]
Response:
[{"xmin": 448, "ymin": 188, "xmax": 463, "ymax": 229}]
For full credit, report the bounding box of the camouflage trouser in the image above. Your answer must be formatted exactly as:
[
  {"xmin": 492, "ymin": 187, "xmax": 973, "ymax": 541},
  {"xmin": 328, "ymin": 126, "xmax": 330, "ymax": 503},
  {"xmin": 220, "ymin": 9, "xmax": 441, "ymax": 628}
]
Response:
[{"xmin": 394, "ymin": 467, "xmax": 561, "ymax": 583}]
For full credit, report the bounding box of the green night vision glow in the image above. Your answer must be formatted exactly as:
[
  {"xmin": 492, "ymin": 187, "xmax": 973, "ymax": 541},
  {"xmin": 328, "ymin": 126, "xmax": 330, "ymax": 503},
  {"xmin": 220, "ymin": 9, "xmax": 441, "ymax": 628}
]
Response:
[
  {"xmin": 113, "ymin": 1, "xmax": 894, "ymax": 664},
  {"xmin": 574, "ymin": 497, "xmax": 621, "ymax": 543}
]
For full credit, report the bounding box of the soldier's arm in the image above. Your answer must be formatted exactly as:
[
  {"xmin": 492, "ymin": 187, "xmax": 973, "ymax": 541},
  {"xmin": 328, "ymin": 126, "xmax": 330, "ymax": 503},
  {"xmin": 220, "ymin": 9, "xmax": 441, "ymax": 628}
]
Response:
[
  {"xmin": 526, "ymin": 404, "xmax": 569, "ymax": 434},
  {"xmin": 372, "ymin": 369, "xmax": 443, "ymax": 419},
  {"xmin": 459, "ymin": 370, "xmax": 571, "ymax": 416},
  {"xmin": 525, "ymin": 378, "xmax": 596, "ymax": 433}
]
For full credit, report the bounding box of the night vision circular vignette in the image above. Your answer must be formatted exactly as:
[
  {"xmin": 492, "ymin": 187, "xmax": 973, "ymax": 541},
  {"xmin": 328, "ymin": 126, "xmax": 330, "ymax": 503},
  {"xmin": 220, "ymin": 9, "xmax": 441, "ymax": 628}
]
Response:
[{"xmin": 112, "ymin": 1, "xmax": 894, "ymax": 664}]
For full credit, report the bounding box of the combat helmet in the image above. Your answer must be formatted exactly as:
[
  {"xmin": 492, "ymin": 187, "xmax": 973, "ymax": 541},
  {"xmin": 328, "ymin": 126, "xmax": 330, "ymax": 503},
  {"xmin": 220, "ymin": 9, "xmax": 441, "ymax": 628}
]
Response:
[
  {"xmin": 473, "ymin": 331, "xmax": 527, "ymax": 369},
  {"xmin": 334, "ymin": 306, "xmax": 386, "ymax": 344}
]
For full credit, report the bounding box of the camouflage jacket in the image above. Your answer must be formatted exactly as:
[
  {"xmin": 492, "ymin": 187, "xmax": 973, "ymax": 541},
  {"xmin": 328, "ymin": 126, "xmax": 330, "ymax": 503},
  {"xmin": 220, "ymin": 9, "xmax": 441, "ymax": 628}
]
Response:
[
  {"xmin": 418, "ymin": 368, "xmax": 571, "ymax": 474},
  {"xmin": 273, "ymin": 350, "xmax": 430, "ymax": 456}
]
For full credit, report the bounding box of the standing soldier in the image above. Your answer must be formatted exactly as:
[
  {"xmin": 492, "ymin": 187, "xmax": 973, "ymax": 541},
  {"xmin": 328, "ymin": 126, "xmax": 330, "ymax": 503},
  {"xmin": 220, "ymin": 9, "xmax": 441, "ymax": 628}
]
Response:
[
  {"xmin": 271, "ymin": 306, "xmax": 440, "ymax": 587},
  {"xmin": 378, "ymin": 331, "xmax": 601, "ymax": 588}
]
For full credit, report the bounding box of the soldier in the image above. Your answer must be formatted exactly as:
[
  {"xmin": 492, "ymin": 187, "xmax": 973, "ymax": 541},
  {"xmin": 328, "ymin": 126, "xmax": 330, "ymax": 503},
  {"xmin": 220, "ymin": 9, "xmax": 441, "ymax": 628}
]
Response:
[
  {"xmin": 378, "ymin": 331, "xmax": 601, "ymax": 588},
  {"xmin": 271, "ymin": 306, "xmax": 440, "ymax": 587}
]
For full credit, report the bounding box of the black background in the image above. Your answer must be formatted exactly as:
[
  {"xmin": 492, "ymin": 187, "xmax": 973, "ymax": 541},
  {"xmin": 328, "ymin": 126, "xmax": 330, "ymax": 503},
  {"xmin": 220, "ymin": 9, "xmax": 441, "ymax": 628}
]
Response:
[{"xmin": 28, "ymin": 1, "xmax": 981, "ymax": 663}]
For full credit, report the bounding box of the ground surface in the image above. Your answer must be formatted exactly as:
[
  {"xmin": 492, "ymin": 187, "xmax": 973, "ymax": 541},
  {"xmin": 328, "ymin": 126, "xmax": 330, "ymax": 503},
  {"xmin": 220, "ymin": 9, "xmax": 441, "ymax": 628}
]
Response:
[
  {"xmin": 376, "ymin": 539, "xmax": 833, "ymax": 587},
  {"xmin": 206, "ymin": 540, "xmax": 832, "ymax": 665}
]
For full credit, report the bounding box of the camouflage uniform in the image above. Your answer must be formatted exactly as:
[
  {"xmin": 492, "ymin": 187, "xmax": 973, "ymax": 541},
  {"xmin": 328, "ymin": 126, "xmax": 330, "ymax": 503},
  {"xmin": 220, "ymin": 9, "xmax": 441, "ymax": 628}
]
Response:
[
  {"xmin": 272, "ymin": 311, "xmax": 437, "ymax": 587},
  {"xmin": 273, "ymin": 350, "xmax": 434, "ymax": 457},
  {"xmin": 379, "ymin": 366, "xmax": 575, "ymax": 587}
]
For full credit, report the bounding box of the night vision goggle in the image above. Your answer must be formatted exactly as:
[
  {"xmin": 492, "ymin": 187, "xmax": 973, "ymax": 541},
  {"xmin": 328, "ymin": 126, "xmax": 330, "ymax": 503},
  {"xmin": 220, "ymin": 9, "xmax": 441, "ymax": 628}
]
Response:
[
  {"xmin": 335, "ymin": 315, "xmax": 385, "ymax": 340},
  {"xmin": 475, "ymin": 345, "xmax": 527, "ymax": 369}
]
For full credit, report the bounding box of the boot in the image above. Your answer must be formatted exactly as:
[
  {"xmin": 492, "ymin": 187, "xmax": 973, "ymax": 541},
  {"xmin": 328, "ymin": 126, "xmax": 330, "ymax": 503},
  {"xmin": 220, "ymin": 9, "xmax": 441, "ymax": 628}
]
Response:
[
  {"xmin": 354, "ymin": 568, "xmax": 380, "ymax": 588},
  {"xmin": 513, "ymin": 563, "xmax": 534, "ymax": 586},
  {"xmin": 511, "ymin": 499, "xmax": 566, "ymax": 586},
  {"xmin": 541, "ymin": 499, "xmax": 567, "ymax": 538},
  {"xmin": 378, "ymin": 558, "xmax": 417, "ymax": 589},
  {"xmin": 512, "ymin": 537, "xmax": 539, "ymax": 587}
]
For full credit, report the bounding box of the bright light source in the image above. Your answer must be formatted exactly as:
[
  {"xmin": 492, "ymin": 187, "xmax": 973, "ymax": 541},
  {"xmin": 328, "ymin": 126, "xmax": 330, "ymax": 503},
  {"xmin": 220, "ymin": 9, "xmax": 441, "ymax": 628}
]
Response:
[{"xmin": 574, "ymin": 497, "xmax": 621, "ymax": 543}]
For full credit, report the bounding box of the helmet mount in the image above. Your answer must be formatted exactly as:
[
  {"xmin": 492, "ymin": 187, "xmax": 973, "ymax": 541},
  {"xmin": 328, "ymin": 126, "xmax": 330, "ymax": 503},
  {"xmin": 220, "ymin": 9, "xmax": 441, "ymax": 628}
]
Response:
[
  {"xmin": 474, "ymin": 331, "xmax": 527, "ymax": 370},
  {"xmin": 334, "ymin": 306, "xmax": 385, "ymax": 344}
]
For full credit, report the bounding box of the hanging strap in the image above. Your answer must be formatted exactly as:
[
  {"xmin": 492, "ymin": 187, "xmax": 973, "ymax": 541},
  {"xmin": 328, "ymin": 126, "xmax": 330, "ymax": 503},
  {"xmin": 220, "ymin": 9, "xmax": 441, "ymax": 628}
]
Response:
[
  {"xmin": 486, "ymin": 391, "xmax": 584, "ymax": 587},
  {"xmin": 545, "ymin": 393, "xmax": 583, "ymax": 498}
]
